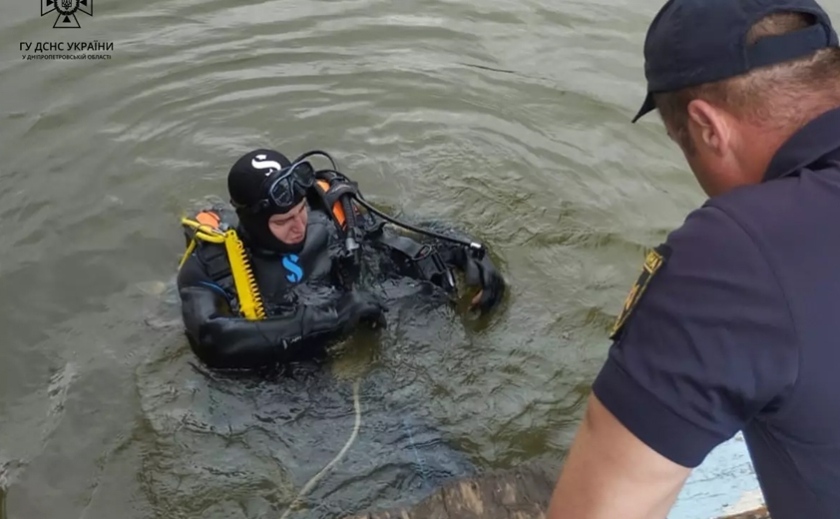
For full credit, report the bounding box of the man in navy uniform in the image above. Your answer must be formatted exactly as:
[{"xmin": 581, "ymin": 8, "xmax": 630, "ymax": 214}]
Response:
[{"xmin": 547, "ymin": 1, "xmax": 840, "ymax": 518}]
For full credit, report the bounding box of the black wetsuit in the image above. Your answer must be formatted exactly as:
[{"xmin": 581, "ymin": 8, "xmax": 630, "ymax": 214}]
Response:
[{"xmin": 176, "ymin": 196, "xmax": 501, "ymax": 371}]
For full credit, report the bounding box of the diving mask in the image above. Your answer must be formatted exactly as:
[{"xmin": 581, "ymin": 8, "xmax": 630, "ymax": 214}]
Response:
[{"xmin": 236, "ymin": 160, "xmax": 316, "ymax": 214}]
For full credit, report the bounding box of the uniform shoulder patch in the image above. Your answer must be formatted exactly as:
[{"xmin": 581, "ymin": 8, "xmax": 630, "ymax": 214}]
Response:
[{"xmin": 609, "ymin": 243, "xmax": 671, "ymax": 340}]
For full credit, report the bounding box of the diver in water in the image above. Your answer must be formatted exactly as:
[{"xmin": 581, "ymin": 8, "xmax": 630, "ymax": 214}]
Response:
[{"xmin": 176, "ymin": 148, "xmax": 505, "ymax": 370}]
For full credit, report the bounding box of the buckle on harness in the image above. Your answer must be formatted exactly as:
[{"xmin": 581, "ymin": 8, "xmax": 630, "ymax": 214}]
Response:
[{"xmin": 413, "ymin": 244, "xmax": 432, "ymax": 260}]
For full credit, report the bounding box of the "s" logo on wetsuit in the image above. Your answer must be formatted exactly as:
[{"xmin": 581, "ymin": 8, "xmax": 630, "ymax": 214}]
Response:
[{"xmin": 283, "ymin": 254, "xmax": 304, "ymax": 283}]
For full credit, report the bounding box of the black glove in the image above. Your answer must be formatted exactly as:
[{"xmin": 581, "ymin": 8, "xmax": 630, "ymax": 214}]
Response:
[
  {"xmin": 337, "ymin": 289, "xmax": 387, "ymax": 331},
  {"xmin": 463, "ymin": 251, "xmax": 505, "ymax": 313}
]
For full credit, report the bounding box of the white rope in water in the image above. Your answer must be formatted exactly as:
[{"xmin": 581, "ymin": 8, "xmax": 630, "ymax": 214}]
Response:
[{"xmin": 279, "ymin": 378, "xmax": 362, "ymax": 519}]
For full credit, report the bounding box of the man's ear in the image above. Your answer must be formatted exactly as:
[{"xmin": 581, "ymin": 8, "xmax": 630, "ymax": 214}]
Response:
[{"xmin": 686, "ymin": 99, "xmax": 730, "ymax": 156}]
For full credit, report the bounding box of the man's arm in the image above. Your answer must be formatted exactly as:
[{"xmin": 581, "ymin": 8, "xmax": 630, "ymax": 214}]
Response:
[
  {"xmin": 178, "ymin": 285, "xmax": 351, "ymax": 369},
  {"xmin": 176, "ymin": 254, "xmax": 356, "ymax": 370},
  {"xmin": 379, "ymin": 217, "xmax": 506, "ymax": 312},
  {"xmin": 318, "ymin": 171, "xmax": 506, "ymax": 311},
  {"xmin": 547, "ymin": 205, "xmax": 798, "ymax": 518},
  {"xmin": 547, "ymin": 394, "xmax": 691, "ymax": 519}
]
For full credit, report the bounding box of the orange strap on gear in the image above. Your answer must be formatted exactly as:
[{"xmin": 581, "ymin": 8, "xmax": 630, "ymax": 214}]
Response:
[
  {"xmin": 317, "ymin": 179, "xmax": 347, "ymax": 228},
  {"xmin": 195, "ymin": 210, "xmax": 221, "ymax": 228}
]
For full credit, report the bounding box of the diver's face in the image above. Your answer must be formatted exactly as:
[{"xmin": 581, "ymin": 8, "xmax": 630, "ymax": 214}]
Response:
[{"xmin": 267, "ymin": 201, "xmax": 308, "ymax": 245}]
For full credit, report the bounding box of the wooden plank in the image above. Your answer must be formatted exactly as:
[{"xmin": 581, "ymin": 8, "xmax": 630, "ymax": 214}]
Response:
[
  {"xmin": 343, "ymin": 462, "xmax": 770, "ymax": 519},
  {"xmin": 720, "ymin": 507, "xmax": 770, "ymax": 519}
]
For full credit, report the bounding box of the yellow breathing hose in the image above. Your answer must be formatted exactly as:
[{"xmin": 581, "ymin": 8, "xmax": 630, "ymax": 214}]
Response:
[
  {"xmin": 222, "ymin": 229, "xmax": 266, "ymax": 320},
  {"xmin": 178, "ymin": 217, "xmax": 225, "ymax": 269},
  {"xmin": 178, "ymin": 216, "xmax": 266, "ymax": 320}
]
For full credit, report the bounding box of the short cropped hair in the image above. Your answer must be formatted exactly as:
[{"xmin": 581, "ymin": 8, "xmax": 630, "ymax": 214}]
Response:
[{"xmin": 653, "ymin": 11, "xmax": 840, "ymax": 151}]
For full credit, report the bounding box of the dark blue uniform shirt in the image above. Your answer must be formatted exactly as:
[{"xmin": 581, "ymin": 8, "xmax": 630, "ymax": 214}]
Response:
[{"xmin": 593, "ymin": 106, "xmax": 840, "ymax": 519}]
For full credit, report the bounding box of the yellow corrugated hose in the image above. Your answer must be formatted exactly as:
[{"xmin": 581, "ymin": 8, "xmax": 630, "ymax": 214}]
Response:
[
  {"xmin": 222, "ymin": 229, "xmax": 266, "ymax": 320},
  {"xmin": 178, "ymin": 216, "xmax": 266, "ymax": 320}
]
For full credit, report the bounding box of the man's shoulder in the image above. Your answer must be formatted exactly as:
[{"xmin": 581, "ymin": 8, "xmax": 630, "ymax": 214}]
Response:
[
  {"xmin": 659, "ymin": 198, "xmax": 758, "ymax": 262},
  {"xmin": 664, "ymin": 176, "xmax": 813, "ymax": 259},
  {"xmin": 689, "ymin": 172, "xmax": 840, "ymax": 287},
  {"xmin": 177, "ymin": 240, "xmax": 229, "ymax": 289},
  {"xmin": 608, "ymin": 189, "xmax": 795, "ymax": 345},
  {"xmin": 701, "ymin": 171, "xmax": 835, "ymax": 242},
  {"xmin": 307, "ymin": 204, "xmax": 335, "ymax": 224},
  {"xmin": 306, "ymin": 203, "xmax": 343, "ymax": 235}
]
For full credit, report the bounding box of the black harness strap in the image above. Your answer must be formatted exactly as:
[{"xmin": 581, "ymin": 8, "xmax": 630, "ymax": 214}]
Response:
[{"xmin": 194, "ymin": 242, "xmax": 236, "ymax": 298}]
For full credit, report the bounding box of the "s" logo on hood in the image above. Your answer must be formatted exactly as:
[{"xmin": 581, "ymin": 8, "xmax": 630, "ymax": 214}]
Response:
[{"xmin": 252, "ymin": 154, "xmax": 283, "ymax": 176}]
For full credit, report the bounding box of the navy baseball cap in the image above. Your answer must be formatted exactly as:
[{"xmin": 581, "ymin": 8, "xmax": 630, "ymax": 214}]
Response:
[{"xmin": 632, "ymin": 0, "xmax": 839, "ymax": 123}]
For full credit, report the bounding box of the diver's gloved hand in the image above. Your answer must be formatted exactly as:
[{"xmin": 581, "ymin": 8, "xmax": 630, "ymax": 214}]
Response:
[
  {"xmin": 337, "ymin": 289, "xmax": 387, "ymax": 331},
  {"xmin": 463, "ymin": 250, "xmax": 505, "ymax": 313}
]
